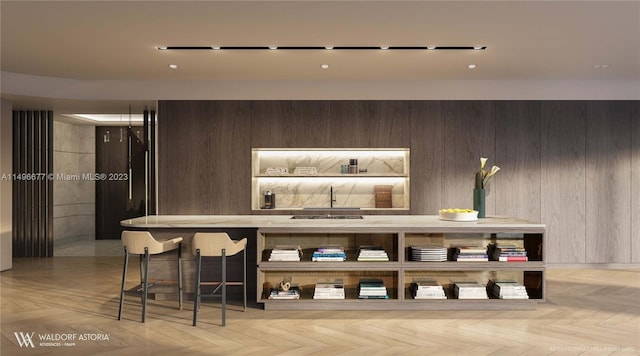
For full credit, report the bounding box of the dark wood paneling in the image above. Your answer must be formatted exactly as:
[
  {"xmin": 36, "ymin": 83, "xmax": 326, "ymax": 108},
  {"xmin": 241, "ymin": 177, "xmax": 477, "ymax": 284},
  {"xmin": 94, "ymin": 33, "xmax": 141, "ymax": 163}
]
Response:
[
  {"xmin": 442, "ymin": 101, "xmax": 495, "ymax": 210},
  {"xmin": 12, "ymin": 110, "xmax": 53, "ymax": 257},
  {"xmin": 631, "ymin": 101, "xmax": 640, "ymax": 263},
  {"xmin": 329, "ymin": 101, "xmax": 411, "ymax": 148},
  {"xmin": 495, "ymin": 101, "xmax": 541, "ymax": 222},
  {"xmin": 251, "ymin": 101, "xmax": 330, "ymax": 148},
  {"xmin": 409, "ymin": 101, "xmax": 443, "ymax": 214},
  {"xmin": 585, "ymin": 102, "xmax": 631, "ymax": 263},
  {"xmin": 158, "ymin": 101, "xmax": 252, "ymax": 215},
  {"xmin": 541, "ymin": 101, "xmax": 586, "ymax": 264}
]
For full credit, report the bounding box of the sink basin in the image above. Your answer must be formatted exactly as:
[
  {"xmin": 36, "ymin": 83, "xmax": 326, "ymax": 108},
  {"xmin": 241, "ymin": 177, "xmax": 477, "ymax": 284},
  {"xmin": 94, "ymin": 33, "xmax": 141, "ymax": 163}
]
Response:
[{"xmin": 291, "ymin": 215, "xmax": 364, "ymax": 219}]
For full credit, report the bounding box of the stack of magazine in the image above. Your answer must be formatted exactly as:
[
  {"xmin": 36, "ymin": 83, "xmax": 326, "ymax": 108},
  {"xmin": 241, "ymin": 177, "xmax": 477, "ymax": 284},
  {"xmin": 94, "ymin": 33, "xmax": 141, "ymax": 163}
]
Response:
[
  {"xmin": 452, "ymin": 246, "xmax": 488, "ymax": 262},
  {"xmin": 357, "ymin": 246, "xmax": 389, "ymax": 261},
  {"xmin": 269, "ymin": 246, "xmax": 302, "ymax": 261},
  {"xmin": 487, "ymin": 243, "xmax": 528, "ymax": 262},
  {"xmin": 453, "ymin": 281, "xmax": 488, "ymax": 299},
  {"xmin": 410, "ymin": 279, "xmax": 447, "ymax": 299},
  {"xmin": 409, "ymin": 246, "xmax": 448, "ymax": 262},
  {"xmin": 489, "ymin": 280, "xmax": 529, "ymax": 299},
  {"xmin": 268, "ymin": 284, "xmax": 300, "ymax": 300},
  {"xmin": 312, "ymin": 245, "xmax": 346, "ymax": 261},
  {"xmin": 313, "ymin": 279, "xmax": 345, "ymax": 299},
  {"xmin": 358, "ymin": 278, "xmax": 388, "ymax": 299}
]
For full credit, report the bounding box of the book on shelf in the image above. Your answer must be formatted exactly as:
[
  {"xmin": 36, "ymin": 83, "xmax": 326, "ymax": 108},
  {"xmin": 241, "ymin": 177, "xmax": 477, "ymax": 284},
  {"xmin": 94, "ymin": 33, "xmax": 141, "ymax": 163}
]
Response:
[
  {"xmin": 452, "ymin": 246, "xmax": 489, "ymax": 262},
  {"xmin": 268, "ymin": 285, "xmax": 301, "ymax": 300},
  {"xmin": 487, "ymin": 243, "xmax": 528, "ymax": 262},
  {"xmin": 488, "ymin": 280, "xmax": 529, "ymax": 299},
  {"xmin": 453, "ymin": 281, "xmax": 488, "ymax": 299},
  {"xmin": 312, "ymin": 245, "xmax": 346, "ymax": 262},
  {"xmin": 410, "ymin": 278, "xmax": 447, "ymax": 299},
  {"xmin": 269, "ymin": 245, "xmax": 303, "ymax": 261},
  {"xmin": 358, "ymin": 278, "xmax": 388, "ymax": 299},
  {"xmin": 357, "ymin": 245, "xmax": 389, "ymax": 261},
  {"xmin": 314, "ymin": 279, "xmax": 345, "ymax": 299}
]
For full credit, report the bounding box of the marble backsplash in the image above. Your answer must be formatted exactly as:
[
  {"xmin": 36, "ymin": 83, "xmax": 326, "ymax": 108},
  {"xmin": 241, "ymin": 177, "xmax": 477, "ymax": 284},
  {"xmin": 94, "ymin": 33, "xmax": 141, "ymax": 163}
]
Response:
[{"xmin": 256, "ymin": 178, "xmax": 408, "ymax": 209}]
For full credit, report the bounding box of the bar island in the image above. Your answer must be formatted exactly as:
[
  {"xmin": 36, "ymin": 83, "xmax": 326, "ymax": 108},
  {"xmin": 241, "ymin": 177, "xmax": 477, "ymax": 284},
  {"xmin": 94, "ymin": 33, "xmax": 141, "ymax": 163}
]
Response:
[{"xmin": 121, "ymin": 215, "xmax": 545, "ymax": 310}]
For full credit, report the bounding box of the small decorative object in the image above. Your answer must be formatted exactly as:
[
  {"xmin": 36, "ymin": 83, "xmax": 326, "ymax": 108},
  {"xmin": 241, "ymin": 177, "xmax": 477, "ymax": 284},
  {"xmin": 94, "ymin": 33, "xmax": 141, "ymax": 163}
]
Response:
[
  {"xmin": 280, "ymin": 276, "xmax": 293, "ymax": 291},
  {"xmin": 474, "ymin": 157, "xmax": 500, "ymax": 218}
]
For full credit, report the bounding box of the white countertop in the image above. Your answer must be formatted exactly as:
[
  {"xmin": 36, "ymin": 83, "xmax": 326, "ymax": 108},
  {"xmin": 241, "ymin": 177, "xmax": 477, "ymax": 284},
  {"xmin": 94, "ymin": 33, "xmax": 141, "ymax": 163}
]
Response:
[{"xmin": 121, "ymin": 215, "xmax": 545, "ymax": 233}]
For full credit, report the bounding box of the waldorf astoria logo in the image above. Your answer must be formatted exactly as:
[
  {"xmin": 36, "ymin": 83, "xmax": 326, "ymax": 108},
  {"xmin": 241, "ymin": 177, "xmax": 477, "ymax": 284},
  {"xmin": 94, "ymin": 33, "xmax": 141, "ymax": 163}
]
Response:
[
  {"xmin": 13, "ymin": 332, "xmax": 35, "ymax": 348},
  {"xmin": 13, "ymin": 331, "xmax": 110, "ymax": 348}
]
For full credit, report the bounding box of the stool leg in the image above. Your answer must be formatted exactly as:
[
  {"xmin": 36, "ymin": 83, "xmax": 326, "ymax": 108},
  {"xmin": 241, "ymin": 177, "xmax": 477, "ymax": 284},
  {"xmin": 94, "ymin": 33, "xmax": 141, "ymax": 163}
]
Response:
[
  {"xmin": 142, "ymin": 248, "xmax": 150, "ymax": 323},
  {"xmin": 243, "ymin": 248, "xmax": 247, "ymax": 311},
  {"xmin": 118, "ymin": 249, "xmax": 129, "ymax": 320},
  {"xmin": 193, "ymin": 250, "xmax": 201, "ymax": 326},
  {"xmin": 222, "ymin": 248, "xmax": 226, "ymax": 326},
  {"xmin": 178, "ymin": 243, "xmax": 183, "ymax": 310}
]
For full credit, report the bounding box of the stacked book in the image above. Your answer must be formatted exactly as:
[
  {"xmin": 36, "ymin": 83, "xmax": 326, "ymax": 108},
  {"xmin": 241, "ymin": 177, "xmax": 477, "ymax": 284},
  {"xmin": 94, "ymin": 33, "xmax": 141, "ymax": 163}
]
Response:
[
  {"xmin": 488, "ymin": 243, "xmax": 528, "ymax": 262},
  {"xmin": 313, "ymin": 279, "xmax": 345, "ymax": 300},
  {"xmin": 357, "ymin": 246, "xmax": 389, "ymax": 261},
  {"xmin": 265, "ymin": 167, "xmax": 288, "ymax": 175},
  {"xmin": 409, "ymin": 246, "xmax": 448, "ymax": 262},
  {"xmin": 312, "ymin": 246, "xmax": 346, "ymax": 262},
  {"xmin": 268, "ymin": 246, "xmax": 302, "ymax": 261},
  {"xmin": 358, "ymin": 278, "xmax": 388, "ymax": 299},
  {"xmin": 489, "ymin": 280, "xmax": 529, "ymax": 299},
  {"xmin": 268, "ymin": 285, "xmax": 300, "ymax": 300},
  {"xmin": 293, "ymin": 166, "xmax": 318, "ymax": 175},
  {"xmin": 453, "ymin": 246, "xmax": 488, "ymax": 262},
  {"xmin": 453, "ymin": 281, "xmax": 489, "ymax": 299},
  {"xmin": 410, "ymin": 279, "xmax": 447, "ymax": 299}
]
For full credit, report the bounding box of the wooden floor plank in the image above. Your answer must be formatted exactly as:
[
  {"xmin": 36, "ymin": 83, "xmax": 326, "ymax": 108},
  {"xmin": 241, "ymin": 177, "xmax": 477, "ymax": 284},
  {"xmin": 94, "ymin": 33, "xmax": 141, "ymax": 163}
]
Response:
[{"xmin": 1, "ymin": 257, "xmax": 638, "ymax": 355}]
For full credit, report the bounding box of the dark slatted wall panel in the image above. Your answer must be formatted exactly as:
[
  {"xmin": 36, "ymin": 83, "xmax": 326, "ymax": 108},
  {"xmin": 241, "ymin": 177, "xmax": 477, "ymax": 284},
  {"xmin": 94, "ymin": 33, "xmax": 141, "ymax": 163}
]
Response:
[{"xmin": 12, "ymin": 110, "xmax": 53, "ymax": 257}]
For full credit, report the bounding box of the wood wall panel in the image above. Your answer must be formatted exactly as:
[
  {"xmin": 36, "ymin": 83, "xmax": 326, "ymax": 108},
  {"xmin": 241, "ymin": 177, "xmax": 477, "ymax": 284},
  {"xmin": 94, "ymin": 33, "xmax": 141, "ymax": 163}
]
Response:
[
  {"xmin": 251, "ymin": 101, "xmax": 330, "ymax": 148},
  {"xmin": 409, "ymin": 101, "xmax": 444, "ymax": 214},
  {"xmin": 632, "ymin": 101, "xmax": 640, "ymax": 263},
  {"xmin": 157, "ymin": 100, "xmax": 639, "ymax": 265},
  {"xmin": 158, "ymin": 101, "xmax": 252, "ymax": 214},
  {"xmin": 442, "ymin": 101, "xmax": 495, "ymax": 210},
  {"xmin": 585, "ymin": 102, "xmax": 631, "ymax": 263},
  {"xmin": 495, "ymin": 101, "xmax": 541, "ymax": 222},
  {"xmin": 329, "ymin": 101, "xmax": 411, "ymax": 148},
  {"xmin": 541, "ymin": 101, "xmax": 586, "ymax": 264}
]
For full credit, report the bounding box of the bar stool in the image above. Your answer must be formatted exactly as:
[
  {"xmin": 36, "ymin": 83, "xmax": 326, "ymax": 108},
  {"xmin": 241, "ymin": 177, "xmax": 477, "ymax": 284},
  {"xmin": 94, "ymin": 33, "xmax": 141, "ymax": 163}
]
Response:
[
  {"xmin": 118, "ymin": 231, "xmax": 183, "ymax": 323},
  {"xmin": 192, "ymin": 232, "xmax": 247, "ymax": 327}
]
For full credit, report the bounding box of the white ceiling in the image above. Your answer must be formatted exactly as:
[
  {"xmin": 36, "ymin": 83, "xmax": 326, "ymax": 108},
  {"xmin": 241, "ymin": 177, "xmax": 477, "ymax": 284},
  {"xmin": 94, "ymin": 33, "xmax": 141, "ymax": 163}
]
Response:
[{"xmin": 1, "ymin": 0, "xmax": 639, "ymax": 117}]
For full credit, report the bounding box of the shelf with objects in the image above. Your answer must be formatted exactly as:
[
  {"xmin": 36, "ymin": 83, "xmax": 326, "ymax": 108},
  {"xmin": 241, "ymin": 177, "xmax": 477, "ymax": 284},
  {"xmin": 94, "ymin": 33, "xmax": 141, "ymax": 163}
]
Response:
[
  {"xmin": 402, "ymin": 230, "xmax": 544, "ymax": 309},
  {"xmin": 256, "ymin": 220, "xmax": 544, "ymax": 310},
  {"xmin": 251, "ymin": 148, "xmax": 410, "ymax": 211}
]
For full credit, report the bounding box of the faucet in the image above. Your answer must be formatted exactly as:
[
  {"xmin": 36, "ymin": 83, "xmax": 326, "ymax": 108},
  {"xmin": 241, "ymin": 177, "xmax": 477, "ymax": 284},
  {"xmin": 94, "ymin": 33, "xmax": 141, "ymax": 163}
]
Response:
[{"xmin": 330, "ymin": 186, "xmax": 336, "ymax": 208}]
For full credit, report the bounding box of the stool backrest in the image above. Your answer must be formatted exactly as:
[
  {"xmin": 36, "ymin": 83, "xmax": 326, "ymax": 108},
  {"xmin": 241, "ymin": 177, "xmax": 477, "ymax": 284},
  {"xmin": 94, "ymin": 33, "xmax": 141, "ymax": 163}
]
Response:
[
  {"xmin": 122, "ymin": 231, "xmax": 173, "ymax": 255},
  {"xmin": 192, "ymin": 233, "xmax": 247, "ymax": 257}
]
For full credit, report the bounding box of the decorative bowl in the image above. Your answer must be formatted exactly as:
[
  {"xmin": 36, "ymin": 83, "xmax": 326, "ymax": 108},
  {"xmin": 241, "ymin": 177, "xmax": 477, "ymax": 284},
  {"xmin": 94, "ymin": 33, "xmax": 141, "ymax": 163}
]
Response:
[{"xmin": 438, "ymin": 208, "xmax": 479, "ymax": 221}]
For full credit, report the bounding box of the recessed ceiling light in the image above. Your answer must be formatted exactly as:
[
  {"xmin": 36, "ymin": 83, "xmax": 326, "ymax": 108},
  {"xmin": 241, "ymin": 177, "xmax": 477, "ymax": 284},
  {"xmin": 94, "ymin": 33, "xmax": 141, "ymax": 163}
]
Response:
[
  {"xmin": 321, "ymin": 64, "xmax": 330, "ymax": 69},
  {"xmin": 168, "ymin": 64, "xmax": 178, "ymax": 69},
  {"xmin": 212, "ymin": 46, "xmax": 221, "ymax": 50},
  {"xmin": 473, "ymin": 46, "xmax": 485, "ymax": 50},
  {"xmin": 157, "ymin": 46, "xmax": 168, "ymax": 50},
  {"xmin": 467, "ymin": 64, "xmax": 477, "ymax": 69},
  {"xmin": 426, "ymin": 46, "xmax": 437, "ymax": 50},
  {"xmin": 380, "ymin": 46, "xmax": 390, "ymax": 50},
  {"xmin": 325, "ymin": 46, "xmax": 334, "ymax": 50},
  {"xmin": 268, "ymin": 46, "xmax": 278, "ymax": 50}
]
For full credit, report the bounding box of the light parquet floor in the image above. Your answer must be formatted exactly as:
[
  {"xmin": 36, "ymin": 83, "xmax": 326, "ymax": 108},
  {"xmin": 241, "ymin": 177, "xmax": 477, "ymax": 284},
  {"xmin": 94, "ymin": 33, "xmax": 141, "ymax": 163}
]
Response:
[{"xmin": 1, "ymin": 257, "xmax": 638, "ymax": 355}]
